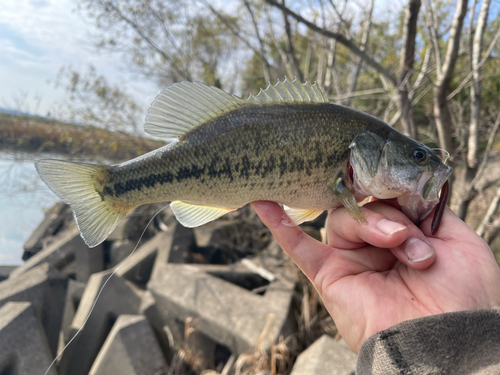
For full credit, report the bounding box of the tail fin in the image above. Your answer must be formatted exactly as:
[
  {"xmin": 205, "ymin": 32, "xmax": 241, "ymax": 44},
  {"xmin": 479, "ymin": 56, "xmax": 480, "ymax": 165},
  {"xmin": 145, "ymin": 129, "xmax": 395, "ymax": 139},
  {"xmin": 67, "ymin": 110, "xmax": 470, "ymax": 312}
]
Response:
[{"xmin": 35, "ymin": 159, "xmax": 132, "ymax": 248}]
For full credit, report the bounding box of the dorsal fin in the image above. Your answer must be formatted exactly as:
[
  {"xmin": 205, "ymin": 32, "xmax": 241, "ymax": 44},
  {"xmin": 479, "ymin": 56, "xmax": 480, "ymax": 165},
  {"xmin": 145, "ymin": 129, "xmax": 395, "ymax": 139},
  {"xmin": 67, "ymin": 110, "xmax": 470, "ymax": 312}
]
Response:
[
  {"xmin": 145, "ymin": 82, "xmax": 246, "ymax": 138},
  {"xmin": 145, "ymin": 78, "xmax": 328, "ymax": 139},
  {"xmin": 247, "ymin": 77, "xmax": 328, "ymax": 104}
]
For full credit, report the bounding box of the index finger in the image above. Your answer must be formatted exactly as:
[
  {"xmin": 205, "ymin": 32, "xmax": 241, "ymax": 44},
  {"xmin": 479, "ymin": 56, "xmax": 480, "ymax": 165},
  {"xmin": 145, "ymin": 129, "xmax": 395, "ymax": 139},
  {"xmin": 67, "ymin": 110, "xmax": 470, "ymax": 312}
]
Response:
[
  {"xmin": 251, "ymin": 201, "xmax": 331, "ymax": 281},
  {"xmin": 328, "ymin": 201, "xmax": 436, "ymax": 269}
]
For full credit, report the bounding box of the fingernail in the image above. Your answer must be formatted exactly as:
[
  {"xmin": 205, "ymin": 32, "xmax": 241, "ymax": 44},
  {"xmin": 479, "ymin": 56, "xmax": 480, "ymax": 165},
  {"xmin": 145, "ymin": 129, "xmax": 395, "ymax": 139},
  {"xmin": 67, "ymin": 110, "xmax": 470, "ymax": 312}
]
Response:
[
  {"xmin": 377, "ymin": 219, "xmax": 406, "ymax": 236},
  {"xmin": 405, "ymin": 238, "xmax": 435, "ymax": 263}
]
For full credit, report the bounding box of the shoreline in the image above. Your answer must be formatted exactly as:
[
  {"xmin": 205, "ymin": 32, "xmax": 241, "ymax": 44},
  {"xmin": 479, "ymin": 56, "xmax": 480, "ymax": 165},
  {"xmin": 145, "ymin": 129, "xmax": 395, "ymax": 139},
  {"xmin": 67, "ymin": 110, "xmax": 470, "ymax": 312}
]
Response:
[{"xmin": 0, "ymin": 113, "xmax": 165, "ymax": 163}]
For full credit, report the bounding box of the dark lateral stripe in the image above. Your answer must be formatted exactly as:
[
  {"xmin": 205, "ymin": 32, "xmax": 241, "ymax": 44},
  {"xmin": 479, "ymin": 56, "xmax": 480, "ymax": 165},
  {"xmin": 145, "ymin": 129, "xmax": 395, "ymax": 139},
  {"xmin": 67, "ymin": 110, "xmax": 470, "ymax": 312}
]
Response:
[
  {"xmin": 108, "ymin": 149, "xmax": 340, "ymax": 197},
  {"xmin": 110, "ymin": 158, "xmax": 235, "ymax": 197},
  {"xmin": 112, "ymin": 171, "xmax": 175, "ymax": 196}
]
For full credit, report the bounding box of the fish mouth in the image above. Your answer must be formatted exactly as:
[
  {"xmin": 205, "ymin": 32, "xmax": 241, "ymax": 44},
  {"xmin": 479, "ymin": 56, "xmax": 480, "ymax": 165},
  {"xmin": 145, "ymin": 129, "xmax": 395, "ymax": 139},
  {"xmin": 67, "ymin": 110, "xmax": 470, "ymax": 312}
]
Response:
[
  {"xmin": 422, "ymin": 164, "xmax": 453, "ymax": 203},
  {"xmin": 399, "ymin": 164, "xmax": 453, "ymax": 223}
]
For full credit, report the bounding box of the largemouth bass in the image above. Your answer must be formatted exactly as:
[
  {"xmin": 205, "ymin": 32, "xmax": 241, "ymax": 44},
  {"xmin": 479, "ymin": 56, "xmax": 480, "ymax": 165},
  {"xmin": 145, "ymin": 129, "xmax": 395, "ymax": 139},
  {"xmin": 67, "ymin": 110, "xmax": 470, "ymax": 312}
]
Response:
[{"xmin": 36, "ymin": 78, "xmax": 452, "ymax": 248}]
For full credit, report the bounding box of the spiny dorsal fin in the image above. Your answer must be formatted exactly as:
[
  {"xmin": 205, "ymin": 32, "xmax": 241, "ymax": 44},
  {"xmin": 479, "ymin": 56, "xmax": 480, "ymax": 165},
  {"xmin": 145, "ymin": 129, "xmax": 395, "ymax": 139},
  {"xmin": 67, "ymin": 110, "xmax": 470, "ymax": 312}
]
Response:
[
  {"xmin": 247, "ymin": 77, "xmax": 328, "ymax": 104},
  {"xmin": 145, "ymin": 82, "xmax": 246, "ymax": 139}
]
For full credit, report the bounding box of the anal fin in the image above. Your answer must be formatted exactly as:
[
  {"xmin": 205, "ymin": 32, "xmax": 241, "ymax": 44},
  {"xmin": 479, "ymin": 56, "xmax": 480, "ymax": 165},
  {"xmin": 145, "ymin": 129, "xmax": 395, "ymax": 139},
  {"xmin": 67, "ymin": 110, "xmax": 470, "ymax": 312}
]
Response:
[
  {"xmin": 282, "ymin": 207, "xmax": 324, "ymax": 227},
  {"xmin": 170, "ymin": 201, "xmax": 237, "ymax": 227}
]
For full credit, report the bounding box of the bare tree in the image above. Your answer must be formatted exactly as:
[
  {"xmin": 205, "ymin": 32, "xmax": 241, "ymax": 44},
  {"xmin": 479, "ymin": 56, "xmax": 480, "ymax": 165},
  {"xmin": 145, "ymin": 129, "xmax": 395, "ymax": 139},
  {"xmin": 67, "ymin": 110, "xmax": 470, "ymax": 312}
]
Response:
[
  {"xmin": 264, "ymin": 0, "xmax": 420, "ymax": 139},
  {"xmin": 344, "ymin": 0, "xmax": 374, "ymax": 107},
  {"xmin": 424, "ymin": 0, "xmax": 468, "ymax": 157},
  {"xmin": 451, "ymin": 0, "xmax": 494, "ymax": 219},
  {"xmin": 466, "ymin": 0, "xmax": 492, "ymax": 171},
  {"xmin": 243, "ymin": 0, "xmax": 272, "ymax": 82},
  {"xmin": 281, "ymin": 0, "xmax": 304, "ymax": 81},
  {"xmin": 395, "ymin": 0, "xmax": 421, "ymax": 139}
]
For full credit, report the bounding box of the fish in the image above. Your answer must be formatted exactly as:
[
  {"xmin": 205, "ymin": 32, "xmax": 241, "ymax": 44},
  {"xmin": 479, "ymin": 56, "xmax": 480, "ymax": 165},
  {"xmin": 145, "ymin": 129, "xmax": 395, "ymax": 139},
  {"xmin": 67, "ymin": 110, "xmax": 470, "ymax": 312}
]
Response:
[{"xmin": 35, "ymin": 78, "xmax": 453, "ymax": 248}]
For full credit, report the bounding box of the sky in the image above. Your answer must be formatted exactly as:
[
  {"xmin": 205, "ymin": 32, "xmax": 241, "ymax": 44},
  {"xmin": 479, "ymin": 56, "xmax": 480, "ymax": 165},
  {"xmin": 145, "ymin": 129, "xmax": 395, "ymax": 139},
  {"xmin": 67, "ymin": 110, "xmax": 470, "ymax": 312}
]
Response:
[
  {"xmin": 0, "ymin": 0, "xmax": 414, "ymax": 119},
  {"xmin": 0, "ymin": 0, "xmax": 161, "ymax": 264},
  {"xmin": 0, "ymin": 0, "xmax": 158, "ymax": 118}
]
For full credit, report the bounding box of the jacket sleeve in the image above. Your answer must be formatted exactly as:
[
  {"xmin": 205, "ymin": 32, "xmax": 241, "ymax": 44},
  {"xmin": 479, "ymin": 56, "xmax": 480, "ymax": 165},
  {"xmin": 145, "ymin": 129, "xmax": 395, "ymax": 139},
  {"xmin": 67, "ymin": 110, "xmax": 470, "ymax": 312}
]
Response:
[{"xmin": 357, "ymin": 308, "xmax": 500, "ymax": 374}]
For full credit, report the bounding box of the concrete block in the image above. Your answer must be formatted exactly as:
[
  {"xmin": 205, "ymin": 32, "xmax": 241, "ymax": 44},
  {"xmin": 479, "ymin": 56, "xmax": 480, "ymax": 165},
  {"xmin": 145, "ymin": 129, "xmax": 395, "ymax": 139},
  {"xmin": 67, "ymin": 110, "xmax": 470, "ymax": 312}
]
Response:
[
  {"xmin": 89, "ymin": 315, "xmax": 167, "ymax": 375},
  {"xmin": 0, "ymin": 263, "xmax": 68, "ymax": 357},
  {"xmin": 150, "ymin": 222, "xmax": 197, "ymax": 279},
  {"xmin": 75, "ymin": 242, "xmax": 104, "ymax": 283},
  {"xmin": 0, "ymin": 302, "xmax": 57, "ymax": 375},
  {"xmin": 168, "ymin": 222, "xmax": 197, "ymax": 264},
  {"xmin": 193, "ymin": 220, "xmax": 236, "ymax": 248},
  {"xmin": 11, "ymin": 227, "xmax": 84, "ymax": 278},
  {"xmin": 60, "ymin": 279, "xmax": 86, "ymax": 345},
  {"xmin": 109, "ymin": 240, "xmax": 136, "ymax": 267},
  {"xmin": 191, "ymin": 208, "xmax": 275, "ymax": 265},
  {"xmin": 58, "ymin": 271, "xmax": 143, "ymax": 375},
  {"xmin": 139, "ymin": 290, "xmax": 174, "ymax": 362},
  {"xmin": 23, "ymin": 202, "xmax": 73, "ymax": 260},
  {"xmin": 0, "ymin": 265, "xmax": 16, "ymax": 281},
  {"xmin": 115, "ymin": 233, "xmax": 162, "ymax": 287},
  {"xmin": 290, "ymin": 335, "xmax": 357, "ymax": 375},
  {"xmin": 148, "ymin": 259, "xmax": 296, "ymax": 359},
  {"xmin": 106, "ymin": 203, "xmax": 167, "ymax": 243}
]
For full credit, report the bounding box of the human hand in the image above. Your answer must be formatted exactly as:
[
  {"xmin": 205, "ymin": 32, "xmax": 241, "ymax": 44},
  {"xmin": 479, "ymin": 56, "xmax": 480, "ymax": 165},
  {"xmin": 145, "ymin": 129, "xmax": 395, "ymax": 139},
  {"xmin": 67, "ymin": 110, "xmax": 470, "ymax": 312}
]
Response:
[{"xmin": 251, "ymin": 200, "xmax": 500, "ymax": 353}]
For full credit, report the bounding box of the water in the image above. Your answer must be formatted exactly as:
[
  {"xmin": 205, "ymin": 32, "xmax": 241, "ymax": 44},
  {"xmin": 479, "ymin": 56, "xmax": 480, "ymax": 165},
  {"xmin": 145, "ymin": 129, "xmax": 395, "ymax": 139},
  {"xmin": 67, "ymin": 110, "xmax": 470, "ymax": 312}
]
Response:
[{"xmin": 0, "ymin": 151, "xmax": 59, "ymax": 265}]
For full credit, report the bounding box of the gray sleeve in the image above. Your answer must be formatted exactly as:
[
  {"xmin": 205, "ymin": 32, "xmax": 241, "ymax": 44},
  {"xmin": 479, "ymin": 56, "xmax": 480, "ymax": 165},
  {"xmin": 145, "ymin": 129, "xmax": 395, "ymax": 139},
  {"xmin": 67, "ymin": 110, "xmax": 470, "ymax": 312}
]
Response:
[{"xmin": 357, "ymin": 308, "xmax": 500, "ymax": 375}]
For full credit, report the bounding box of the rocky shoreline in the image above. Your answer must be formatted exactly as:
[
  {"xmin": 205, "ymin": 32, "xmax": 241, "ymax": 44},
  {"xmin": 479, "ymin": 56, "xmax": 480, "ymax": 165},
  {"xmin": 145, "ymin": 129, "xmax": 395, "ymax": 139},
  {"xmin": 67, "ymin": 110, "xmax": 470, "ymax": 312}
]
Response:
[{"xmin": 0, "ymin": 202, "xmax": 357, "ymax": 374}]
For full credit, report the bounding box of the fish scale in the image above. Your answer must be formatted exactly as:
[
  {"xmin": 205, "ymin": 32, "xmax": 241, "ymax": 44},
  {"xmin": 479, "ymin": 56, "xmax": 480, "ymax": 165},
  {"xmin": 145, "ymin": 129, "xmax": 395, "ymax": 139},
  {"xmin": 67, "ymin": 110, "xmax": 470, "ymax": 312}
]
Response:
[
  {"xmin": 104, "ymin": 104, "xmax": 377, "ymax": 209},
  {"xmin": 35, "ymin": 78, "xmax": 452, "ymax": 248}
]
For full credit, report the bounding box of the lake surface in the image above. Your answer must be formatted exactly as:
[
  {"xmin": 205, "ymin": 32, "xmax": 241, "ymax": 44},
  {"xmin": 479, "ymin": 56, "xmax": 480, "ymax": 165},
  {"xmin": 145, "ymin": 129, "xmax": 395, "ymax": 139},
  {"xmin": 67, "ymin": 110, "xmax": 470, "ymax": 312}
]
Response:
[{"xmin": 0, "ymin": 151, "xmax": 59, "ymax": 265}]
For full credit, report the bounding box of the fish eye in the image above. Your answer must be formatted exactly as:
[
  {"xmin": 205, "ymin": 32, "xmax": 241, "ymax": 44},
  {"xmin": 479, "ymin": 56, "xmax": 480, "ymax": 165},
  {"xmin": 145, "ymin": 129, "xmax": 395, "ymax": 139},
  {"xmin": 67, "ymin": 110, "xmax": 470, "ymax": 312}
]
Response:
[{"xmin": 412, "ymin": 148, "xmax": 429, "ymax": 165}]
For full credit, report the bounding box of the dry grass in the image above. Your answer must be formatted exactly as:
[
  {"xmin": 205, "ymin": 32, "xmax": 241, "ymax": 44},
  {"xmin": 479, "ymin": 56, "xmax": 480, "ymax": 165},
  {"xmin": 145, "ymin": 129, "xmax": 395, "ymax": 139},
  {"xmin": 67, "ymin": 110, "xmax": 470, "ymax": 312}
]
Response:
[
  {"xmin": 233, "ymin": 314, "xmax": 293, "ymax": 375},
  {"xmin": 168, "ymin": 318, "xmax": 210, "ymax": 375}
]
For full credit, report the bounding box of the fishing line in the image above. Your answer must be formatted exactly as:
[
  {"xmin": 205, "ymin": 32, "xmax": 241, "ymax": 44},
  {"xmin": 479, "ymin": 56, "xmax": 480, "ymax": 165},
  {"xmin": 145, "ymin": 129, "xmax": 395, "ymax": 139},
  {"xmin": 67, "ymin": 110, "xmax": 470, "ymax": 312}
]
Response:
[
  {"xmin": 43, "ymin": 204, "xmax": 170, "ymax": 375},
  {"xmin": 433, "ymin": 148, "xmax": 450, "ymax": 164}
]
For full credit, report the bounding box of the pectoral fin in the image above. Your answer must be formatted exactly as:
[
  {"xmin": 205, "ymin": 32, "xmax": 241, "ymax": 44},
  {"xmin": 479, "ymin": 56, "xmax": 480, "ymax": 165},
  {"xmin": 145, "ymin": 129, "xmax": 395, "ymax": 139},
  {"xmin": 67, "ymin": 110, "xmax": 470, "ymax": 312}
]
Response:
[
  {"xmin": 282, "ymin": 207, "xmax": 324, "ymax": 226},
  {"xmin": 333, "ymin": 178, "xmax": 368, "ymax": 225},
  {"xmin": 170, "ymin": 201, "xmax": 236, "ymax": 228}
]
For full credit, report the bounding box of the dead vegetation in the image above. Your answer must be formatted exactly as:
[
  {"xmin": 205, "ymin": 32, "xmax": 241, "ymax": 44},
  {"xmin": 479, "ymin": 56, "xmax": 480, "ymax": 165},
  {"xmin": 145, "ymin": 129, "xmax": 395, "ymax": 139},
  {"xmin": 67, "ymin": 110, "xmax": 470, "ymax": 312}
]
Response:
[
  {"xmin": 0, "ymin": 113, "xmax": 163, "ymax": 163},
  {"xmin": 161, "ymin": 232, "xmax": 338, "ymax": 375}
]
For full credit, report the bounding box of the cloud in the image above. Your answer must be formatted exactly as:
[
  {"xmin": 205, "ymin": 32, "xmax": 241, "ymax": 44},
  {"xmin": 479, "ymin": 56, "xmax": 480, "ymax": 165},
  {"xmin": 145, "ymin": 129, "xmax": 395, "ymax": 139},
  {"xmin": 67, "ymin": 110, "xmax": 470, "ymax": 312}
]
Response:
[
  {"xmin": 0, "ymin": 0, "xmax": 154, "ymax": 116},
  {"xmin": 0, "ymin": 22, "xmax": 43, "ymax": 57},
  {"xmin": 29, "ymin": 0, "xmax": 51, "ymax": 8}
]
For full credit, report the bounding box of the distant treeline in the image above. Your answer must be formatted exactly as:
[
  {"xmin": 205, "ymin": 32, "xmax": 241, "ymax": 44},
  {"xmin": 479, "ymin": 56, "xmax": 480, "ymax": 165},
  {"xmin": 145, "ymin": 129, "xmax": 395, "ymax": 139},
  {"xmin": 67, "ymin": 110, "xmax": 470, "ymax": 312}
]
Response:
[{"xmin": 0, "ymin": 113, "xmax": 164, "ymax": 162}]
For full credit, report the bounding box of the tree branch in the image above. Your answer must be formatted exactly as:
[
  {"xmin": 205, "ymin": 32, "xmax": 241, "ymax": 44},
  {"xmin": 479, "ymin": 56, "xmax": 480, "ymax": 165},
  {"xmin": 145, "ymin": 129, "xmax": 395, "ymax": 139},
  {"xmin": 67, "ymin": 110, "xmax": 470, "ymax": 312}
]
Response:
[
  {"xmin": 423, "ymin": 0, "xmax": 442, "ymax": 75},
  {"xmin": 437, "ymin": 0, "xmax": 468, "ymax": 88},
  {"xmin": 330, "ymin": 88, "xmax": 386, "ymax": 101},
  {"xmin": 396, "ymin": 0, "xmax": 421, "ymax": 138},
  {"xmin": 467, "ymin": 0, "xmax": 492, "ymax": 169},
  {"xmin": 104, "ymin": 2, "xmax": 191, "ymax": 80},
  {"xmin": 203, "ymin": 1, "xmax": 277, "ymax": 75},
  {"xmin": 471, "ymin": 111, "xmax": 500, "ymax": 189},
  {"xmin": 410, "ymin": 46, "xmax": 431, "ymax": 98},
  {"xmin": 281, "ymin": 0, "xmax": 304, "ymax": 81},
  {"xmin": 264, "ymin": 0, "xmax": 398, "ymax": 86},
  {"xmin": 243, "ymin": 0, "xmax": 272, "ymax": 82},
  {"xmin": 447, "ymin": 23, "xmax": 500, "ymax": 100},
  {"xmin": 477, "ymin": 185, "xmax": 500, "ymax": 237},
  {"xmin": 345, "ymin": 0, "xmax": 373, "ymax": 106}
]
